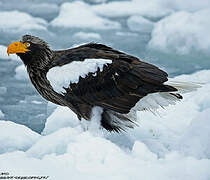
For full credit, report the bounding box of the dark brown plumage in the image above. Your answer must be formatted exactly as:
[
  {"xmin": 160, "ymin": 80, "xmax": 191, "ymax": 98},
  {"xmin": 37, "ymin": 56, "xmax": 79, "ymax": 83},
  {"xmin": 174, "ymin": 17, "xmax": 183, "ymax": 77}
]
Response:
[{"xmin": 7, "ymin": 35, "xmax": 182, "ymax": 132}]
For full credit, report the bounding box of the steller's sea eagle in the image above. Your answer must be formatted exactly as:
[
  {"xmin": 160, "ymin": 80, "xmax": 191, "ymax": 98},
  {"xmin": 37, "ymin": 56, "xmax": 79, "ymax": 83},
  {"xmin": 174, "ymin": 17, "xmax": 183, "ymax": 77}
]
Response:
[{"xmin": 7, "ymin": 35, "xmax": 199, "ymax": 132}]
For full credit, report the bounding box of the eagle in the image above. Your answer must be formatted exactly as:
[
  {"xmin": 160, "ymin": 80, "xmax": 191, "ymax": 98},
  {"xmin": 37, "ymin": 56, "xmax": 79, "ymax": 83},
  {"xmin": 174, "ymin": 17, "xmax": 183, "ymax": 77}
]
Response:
[{"xmin": 7, "ymin": 35, "xmax": 196, "ymax": 132}]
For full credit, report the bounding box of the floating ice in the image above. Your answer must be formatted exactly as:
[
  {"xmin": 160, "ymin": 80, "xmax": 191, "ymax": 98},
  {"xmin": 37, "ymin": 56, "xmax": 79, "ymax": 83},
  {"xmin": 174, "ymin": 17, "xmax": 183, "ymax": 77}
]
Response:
[
  {"xmin": 42, "ymin": 106, "xmax": 79, "ymax": 135},
  {"xmin": 0, "ymin": 121, "xmax": 40, "ymax": 154},
  {"xmin": 0, "ymin": 11, "xmax": 48, "ymax": 32},
  {"xmin": 0, "ymin": 1, "xmax": 59, "ymax": 21},
  {"xmin": 0, "ymin": 110, "xmax": 4, "ymax": 118},
  {"xmin": 73, "ymin": 32, "xmax": 102, "ymax": 40},
  {"xmin": 92, "ymin": 0, "xmax": 173, "ymax": 19},
  {"xmin": 14, "ymin": 64, "xmax": 28, "ymax": 81},
  {"xmin": 148, "ymin": 9, "xmax": 210, "ymax": 55},
  {"xmin": 50, "ymin": 2, "xmax": 121, "ymax": 30},
  {"xmin": 0, "ymin": 45, "xmax": 19, "ymax": 61},
  {"xmin": 127, "ymin": 16, "xmax": 154, "ymax": 32}
]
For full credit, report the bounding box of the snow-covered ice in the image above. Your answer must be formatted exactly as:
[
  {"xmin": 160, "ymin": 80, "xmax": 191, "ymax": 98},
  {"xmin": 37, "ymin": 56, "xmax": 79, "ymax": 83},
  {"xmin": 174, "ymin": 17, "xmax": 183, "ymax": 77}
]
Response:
[
  {"xmin": 42, "ymin": 106, "xmax": 79, "ymax": 135},
  {"xmin": 0, "ymin": 11, "xmax": 48, "ymax": 32},
  {"xmin": 0, "ymin": 0, "xmax": 210, "ymax": 179},
  {"xmin": 1, "ymin": 70, "xmax": 210, "ymax": 179},
  {"xmin": 127, "ymin": 16, "xmax": 154, "ymax": 32},
  {"xmin": 14, "ymin": 64, "xmax": 28, "ymax": 81},
  {"xmin": 0, "ymin": 45, "xmax": 19, "ymax": 61},
  {"xmin": 0, "ymin": 110, "xmax": 4, "ymax": 118},
  {"xmin": 92, "ymin": 0, "xmax": 174, "ymax": 19},
  {"xmin": 148, "ymin": 9, "xmax": 210, "ymax": 55},
  {"xmin": 51, "ymin": 2, "xmax": 121, "ymax": 30},
  {"xmin": 47, "ymin": 58, "xmax": 112, "ymax": 93},
  {"xmin": 73, "ymin": 32, "xmax": 102, "ymax": 40},
  {"xmin": 0, "ymin": 121, "xmax": 40, "ymax": 154}
]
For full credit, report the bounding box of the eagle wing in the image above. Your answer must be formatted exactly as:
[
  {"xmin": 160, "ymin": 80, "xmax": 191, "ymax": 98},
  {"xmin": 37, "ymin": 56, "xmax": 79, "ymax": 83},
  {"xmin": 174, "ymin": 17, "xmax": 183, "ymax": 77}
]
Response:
[{"xmin": 48, "ymin": 43, "xmax": 177, "ymax": 124}]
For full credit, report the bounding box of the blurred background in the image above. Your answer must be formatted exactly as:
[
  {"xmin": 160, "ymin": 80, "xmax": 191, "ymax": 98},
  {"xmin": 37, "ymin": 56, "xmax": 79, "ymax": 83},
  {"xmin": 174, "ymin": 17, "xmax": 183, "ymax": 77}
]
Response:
[{"xmin": 0, "ymin": 0, "xmax": 209, "ymax": 133}]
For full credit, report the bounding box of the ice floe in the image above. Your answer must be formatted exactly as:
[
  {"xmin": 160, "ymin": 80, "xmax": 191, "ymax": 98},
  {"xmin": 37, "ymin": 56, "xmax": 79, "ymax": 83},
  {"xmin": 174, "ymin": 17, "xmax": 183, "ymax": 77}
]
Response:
[
  {"xmin": 148, "ymin": 9, "xmax": 210, "ymax": 55},
  {"xmin": 14, "ymin": 64, "xmax": 28, "ymax": 81},
  {"xmin": 51, "ymin": 2, "xmax": 121, "ymax": 30}
]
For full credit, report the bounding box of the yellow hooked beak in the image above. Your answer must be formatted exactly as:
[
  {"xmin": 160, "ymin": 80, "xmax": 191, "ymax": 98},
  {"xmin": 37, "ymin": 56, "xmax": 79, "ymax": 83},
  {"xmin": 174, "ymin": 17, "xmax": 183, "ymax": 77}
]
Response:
[{"xmin": 7, "ymin": 41, "xmax": 30, "ymax": 56}]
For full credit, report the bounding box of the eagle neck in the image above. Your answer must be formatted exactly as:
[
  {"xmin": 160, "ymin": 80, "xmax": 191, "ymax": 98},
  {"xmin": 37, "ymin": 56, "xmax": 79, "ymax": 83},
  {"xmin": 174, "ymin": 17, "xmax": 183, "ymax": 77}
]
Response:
[{"xmin": 17, "ymin": 48, "xmax": 54, "ymax": 70}]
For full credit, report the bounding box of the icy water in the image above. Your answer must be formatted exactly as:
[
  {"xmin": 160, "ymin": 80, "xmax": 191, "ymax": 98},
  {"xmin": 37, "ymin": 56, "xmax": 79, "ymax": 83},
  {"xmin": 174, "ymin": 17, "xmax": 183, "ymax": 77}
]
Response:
[{"xmin": 0, "ymin": 0, "xmax": 210, "ymax": 133}]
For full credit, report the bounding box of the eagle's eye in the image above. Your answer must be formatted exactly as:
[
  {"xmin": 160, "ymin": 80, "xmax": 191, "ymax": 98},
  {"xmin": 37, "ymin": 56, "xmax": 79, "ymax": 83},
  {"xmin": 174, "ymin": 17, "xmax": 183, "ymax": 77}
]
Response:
[{"xmin": 25, "ymin": 42, "xmax": 30, "ymax": 47}]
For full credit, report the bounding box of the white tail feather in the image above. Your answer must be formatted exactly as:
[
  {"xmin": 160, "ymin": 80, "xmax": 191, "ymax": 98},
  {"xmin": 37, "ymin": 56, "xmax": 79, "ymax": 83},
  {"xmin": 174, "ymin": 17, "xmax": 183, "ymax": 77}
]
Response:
[
  {"xmin": 133, "ymin": 81, "xmax": 202, "ymax": 113},
  {"xmin": 133, "ymin": 92, "xmax": 181, "ymax": 113},
  {"xmin": 165, "ymin": 81, "xmax": 202, "ymax": 93}
]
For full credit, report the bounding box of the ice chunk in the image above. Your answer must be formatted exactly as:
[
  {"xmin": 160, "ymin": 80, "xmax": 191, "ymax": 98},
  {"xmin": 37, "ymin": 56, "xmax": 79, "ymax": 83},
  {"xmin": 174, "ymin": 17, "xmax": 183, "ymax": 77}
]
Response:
[
  {"xmin": 42, "ymin": 106, "xmax": 79, "ymax": 135},
  {"xmin": 0, "ymin": 11, "xmax": 48, "ymax": 32},
  {"xmin": 132, "ymin": 141, "xmax": 157, "ymax": 161},
  {"xmin": 178, "ymin": 108, "xmax": 210, "ymax": 159},
  {"xmin": 168, "ymin": 0, "xmax": 210, "ymax": 12},
  {"xmin": 0, "ymin": 45, "xmax": 19, "ymax": 61},
  {"xmin": 0, "ymin": 110, "xmax": 4, "ymax": 118},
  {"xmin": 0, "ymin": 121, "xmax": 40, "ymax": 154},
  {"xmin": 27, "ymin": 127, "xmax": 81, "ymax": 158},
  {"xmin": 14, "ymin": 64, "xmax": 28, "ymax": 81},
  {"xmin": 127, "ymin": 16, "xmax": 154, "ymax": 32},
  {"xmin": 0, "ymin": 70, "xmax": 210, "ymax": 179},
  {"xmin": 73, "ymin": 32, "xmax": 102, "ymax": 40},
  {"xmin": 148, "ymin": 9, "xmax": 210, "ymax": 55},
  {"xmin": 0, "ymin": 1, "xmax": 59, "ymax": 21},
  {"xmin": 92, "ymin": 0, "xmax": 173, "ymax": 19},
  {"xmin": 51, "ymin": 2, "xmax": 121, "ymax": 30}
]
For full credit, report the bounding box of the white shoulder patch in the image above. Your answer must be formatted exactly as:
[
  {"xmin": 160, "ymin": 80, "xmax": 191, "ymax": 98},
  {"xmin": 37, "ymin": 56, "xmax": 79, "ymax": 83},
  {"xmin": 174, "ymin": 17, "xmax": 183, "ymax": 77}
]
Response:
[{"xmin": 47, "ymin": 59, "xmax": 112, "ymax": 93}]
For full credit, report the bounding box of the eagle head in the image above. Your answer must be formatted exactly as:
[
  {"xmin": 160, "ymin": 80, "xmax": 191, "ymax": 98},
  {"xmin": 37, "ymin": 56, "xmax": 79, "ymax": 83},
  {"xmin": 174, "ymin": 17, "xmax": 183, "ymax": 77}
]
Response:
[{"xmin": 7, "ymin": 35, "xmax": 52, "ymax": 67}]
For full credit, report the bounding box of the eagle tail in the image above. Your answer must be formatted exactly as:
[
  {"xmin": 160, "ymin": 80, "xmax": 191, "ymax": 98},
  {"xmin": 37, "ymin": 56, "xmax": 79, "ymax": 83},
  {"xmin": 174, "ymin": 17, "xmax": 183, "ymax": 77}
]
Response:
[
  {"xmin": 165, "ymin": 81, "xmax": 202, "ymax": 93},
  {"xmin": 132, "ymin": 81, "xmax": 202, "ymax": 114}
]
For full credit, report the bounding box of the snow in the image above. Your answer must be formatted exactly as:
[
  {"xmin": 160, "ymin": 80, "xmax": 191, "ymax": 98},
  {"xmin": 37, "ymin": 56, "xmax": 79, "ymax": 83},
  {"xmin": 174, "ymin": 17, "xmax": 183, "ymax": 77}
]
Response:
[
  {"xmin": 47, "ymin": 59, "xmax": 112, "ymax": 93},
  {"xmin": 148, "ymin": 9, "xmax": 210, "ymax": 55},
  {"xmin": 51, "ymin": 2, "xmax": 121, "ymax": 30},
  {"xmin": 92, "ymin": 0, "xmax": 174, "ymax": 19},
  {"xmin": 0, "ymin": 1, "xmax": 59, "ymax": 21},
  {"xmin": 73, "ymin": 32, "xmax": 102, "ymax": 40},
  {"xmin": 178, "ymin": 108, "xmax": 210, "ymax": 159},
  {"xmin": 0, "ymin": 110, "xmax": 4, "ymax": 118},
  {"xmin": 42, "ymin": 106, "xmax": 79, "ymax": 135},
  {"xmin": 0, "ymin": 69, "xmax": 210, "ymax": 179},
  {"xmin": 0, "ymin": 121, "xmax": 40, "ymax": 154},
  {"xmin": 14, "ymin": 64, "xmax": 28, "ymax": 81},
  {"xmin": 0, "ymin": 11, "xmax": 48, "ymax": 32},
  {"xmin": 1, "ymin": 0, "xmax": 210, "ymax": 179},
  {"xmin": 0, "ymin": 45, "xmax": 19, "ymax": 61},
  {"xmin": 167, "ymin": 0, "xmax": 210, "ymax": 12},
  {"xmin": 127, "ymin": 16, "xmax": 154, "ymax": 32}
]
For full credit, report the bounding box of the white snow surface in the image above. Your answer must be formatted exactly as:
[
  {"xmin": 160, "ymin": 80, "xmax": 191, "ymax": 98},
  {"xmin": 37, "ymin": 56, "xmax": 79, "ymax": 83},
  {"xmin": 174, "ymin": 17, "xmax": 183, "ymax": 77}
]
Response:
[
  {"xmin": 0, "ymin": 45, "xmax": 19, "ymax": 61},
  {"xmin": 0, "ymin": 121, "xmax": 40, "ymax": 154},
  {"xmin": 91, "ymin": 0, "xmax": 174, "ymax": 18},
  {"xmin": 0, "ymin": 69, "xmax": 210, "ymax": 179},
  {"xmin": 0, "ymin": 110, "xmax": 4, "ymax": 118},
  {"xmin": 51, "ymin": 1, "xmax": 121, "ymax": 30},
  {"xmin": 73, "ymin": 32, "xmax": 102, "ymax": 40},
  {"xmin": 14, "ymin": 64, "xmax": 28, "ymax": 81},
  {"xmin": 0, "ymin": 11, "xmax": 48, "ymax": 32},
  {"xmin": 127, "ymin": 15, "xmax": 154, "ymax": 32},
  {"xmin": 47, "ymin": 58, "xmax": 112, "ymax": 93},
  {"xmin": 148, "ymin": 9, "xmax": 210, "ymax": 55}
]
